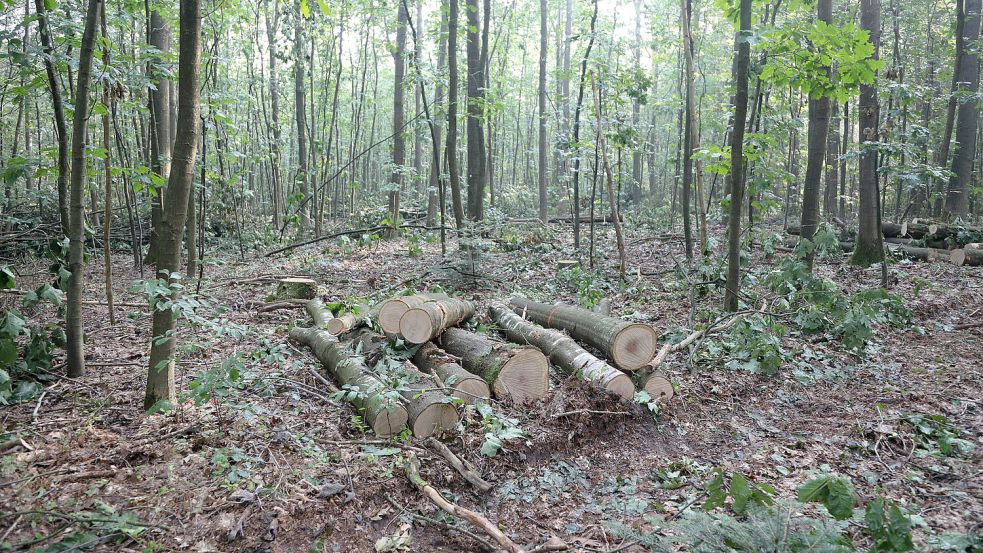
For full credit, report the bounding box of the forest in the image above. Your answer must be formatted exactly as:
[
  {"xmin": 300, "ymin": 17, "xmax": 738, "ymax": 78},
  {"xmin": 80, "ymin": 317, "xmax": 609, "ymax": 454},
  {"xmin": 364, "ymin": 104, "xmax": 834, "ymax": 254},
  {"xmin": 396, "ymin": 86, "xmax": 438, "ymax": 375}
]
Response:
[{"xmin": 0, "ymin": 0, "xmax": 981, "ymax": 549}]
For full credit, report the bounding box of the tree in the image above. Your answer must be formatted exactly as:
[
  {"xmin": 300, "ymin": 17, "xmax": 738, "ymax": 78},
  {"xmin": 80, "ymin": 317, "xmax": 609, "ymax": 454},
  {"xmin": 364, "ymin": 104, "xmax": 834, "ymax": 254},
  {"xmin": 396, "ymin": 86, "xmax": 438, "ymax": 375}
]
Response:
[
  {"xmin": 446, "ymin": 0, "xmax": 465, "ymax": 228},
  {"xmin": 387, "ymin": 0, "xmax": 408, "ymax": 237},
  {"xmin": 144, "ymin": 0, "xmax": 202, "ymax": 410},
  {"xmin": 799, "ymin": 0, "xmax": 833, "ymax": 269},
  {"xmin": 680, "ymin": 0, "xmax": 695, "ymax": 259},
  {"xmin": 465, "ymin": 0, "xmax": 485, "ymax": 221},
  {"xmin": 724, "ymin": 0, "xmax": 752, "ymax": 312},
  {"xmin": 294, "ymin": 3, "xmax": 310, "ymax": 231},
  {"xmin": 144, "ymin": 7, "xmax": 172, "ymax": 266},
  {"xmin": 944, "ymin": 0, "xmax": 982, "ymax": 217},
  {"xmin": 538, "ymin": 0, "xmax": 548, "ymax": 222},
  {"xmin": 65, "ymin": 0, "xmax": 103, "ymax": 378},
  {"xmin": 33, "ymin": 0, "xmax": 69, "ymax": 235},
  {"xmin": 852, "ymin": 0, "xmax": 884, "ymax": 266},
  {"xmin": 265, "ymin": 0, "xmax": 284, "ymax": 230}
]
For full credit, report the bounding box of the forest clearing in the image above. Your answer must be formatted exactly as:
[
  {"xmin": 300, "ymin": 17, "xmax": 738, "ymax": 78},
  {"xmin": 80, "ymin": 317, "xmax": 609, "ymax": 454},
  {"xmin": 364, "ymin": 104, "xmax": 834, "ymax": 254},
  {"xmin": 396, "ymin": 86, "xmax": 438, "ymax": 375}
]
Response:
[{"xmin": 1, "ymin": 0, "xmax": 983, "ymax": 550}]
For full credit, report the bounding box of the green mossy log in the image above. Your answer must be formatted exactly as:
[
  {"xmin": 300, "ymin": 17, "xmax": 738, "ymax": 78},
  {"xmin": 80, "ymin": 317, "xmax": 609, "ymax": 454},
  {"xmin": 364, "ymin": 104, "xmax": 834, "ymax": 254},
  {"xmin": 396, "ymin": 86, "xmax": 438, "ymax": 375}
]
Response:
[{"xmin": 438, "ymin": 327, "xmax": 549, "ymax": 404}]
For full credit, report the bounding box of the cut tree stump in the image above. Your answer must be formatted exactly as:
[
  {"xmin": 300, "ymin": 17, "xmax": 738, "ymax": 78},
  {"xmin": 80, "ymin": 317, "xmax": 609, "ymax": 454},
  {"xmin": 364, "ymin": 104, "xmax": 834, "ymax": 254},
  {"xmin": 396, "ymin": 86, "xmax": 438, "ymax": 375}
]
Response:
[
  {"xmin": 438, "ymin": 328, "xmax": 549, "ymax": 404},
  {"xmin": 510, "ymin": 297, "xmax": 658, "ymax": 371},
  {"xmin": 399, "ymin": 296, "xmax": 475, "ymax": 344},
  {"xmin": 489, "ymin": 303, "xmax": 634, "ymax": 400},
  {"xmin": 413, "ymin": 342, "xmax": 490, "ymax": 404},
  {"xmin": 950, "ymin": 248, "xmax": 983, "ymax": 267},
  {"xmin": 289, "ymin": 327, "xmax": 407, "ymax": 437},
  {"xmin": 274, "ymin": 277, "xmax": 317, "ymax": 300},
  {"xmin": 305, "ymin": 299, "xmax": 333, "ymax": 328},
  {"xmin": 350, "ymin": 329, "xmax": 459, "ymax": 438}
]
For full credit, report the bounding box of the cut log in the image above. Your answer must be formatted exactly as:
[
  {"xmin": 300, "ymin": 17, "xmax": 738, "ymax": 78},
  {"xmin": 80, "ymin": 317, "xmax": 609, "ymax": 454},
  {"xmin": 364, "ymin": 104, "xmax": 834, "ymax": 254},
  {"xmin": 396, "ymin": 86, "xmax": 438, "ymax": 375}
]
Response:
[
  {"xmin": 326, "ymin": 311, "xmax": 360, "ymax": 336},
  {"xmin": 412, "ymin": 342, "xmax": 490, "ymax": 404},
  {"xmin": 888, "ymin": 243, "xmax": 952, "ymax": 263},
  {"xmin": 488, "ymin": 303, "xmax": 634, "ymax": 400},
  {"xmin": 635, "ymin": 370, "xmax": 674, "ymax": 403},
  {"xmin": 438, "ymin": 327, "xmax": 549, "ymax": 404},
  {"xmin": 399, "ymin": 296, "xmax": 475, "ymax": 344},
  {"xmin": 289, "ymin": 327, "xmax": 407, "ymax": 437},
  {"xmin": 509, "ymin": 297, "xmax": 658, "ymax": 371},
  {"xmin": 377, "ymin": 294, "xmax": 429, "ymax": 334},
  {"xmin": 349, "ymin": 329, "xmax": 459, "ymax": 438},
  {"xmin": 592, "ymin": 298, "xmax": 612, "ymax": 316},
  {"xmin": 950, "ymin": 248, "xmax": 983, "ymax": 267},
  {"xmin": 274, "ymin": 277, "xmax": 317, "ymax": 300},
  {"xmin": 305, "ymin": 298, "xmax": 333, "ymax": 328}
]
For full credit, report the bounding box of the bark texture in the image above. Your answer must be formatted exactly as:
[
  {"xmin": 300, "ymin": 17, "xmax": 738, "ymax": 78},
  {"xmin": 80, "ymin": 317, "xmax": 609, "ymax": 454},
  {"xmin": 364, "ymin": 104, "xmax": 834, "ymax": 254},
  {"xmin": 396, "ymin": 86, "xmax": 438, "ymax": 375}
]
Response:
[{"xmin": 438, "ymin": 327, "xmax": 549, "ymax": 404}]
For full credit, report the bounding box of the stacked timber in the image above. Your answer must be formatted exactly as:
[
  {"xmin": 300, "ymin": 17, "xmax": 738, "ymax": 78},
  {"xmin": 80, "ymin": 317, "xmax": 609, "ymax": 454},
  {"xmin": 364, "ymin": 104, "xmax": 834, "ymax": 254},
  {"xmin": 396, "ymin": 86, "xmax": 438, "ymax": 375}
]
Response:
[
  {"xmin": 413, "ymin": 342, "xmax": 490, "ymax": 404},
  {"xmin": 377, "ymin": 294, "xmax": 432, "ymax": 334},
  {"xmin": 438, "ymin": 328, "xmax": 549, "ymax": 404},
  {"xmin": 509, "ymin": 297, "xmax": 658, "ymax": 371},
  {"xmin": 400, "ymin": 296, "xmax": 475, "ymax": 344},
  {"xmin": 488, "ymin": 303, "xmax": 634, "ymax": 400}
]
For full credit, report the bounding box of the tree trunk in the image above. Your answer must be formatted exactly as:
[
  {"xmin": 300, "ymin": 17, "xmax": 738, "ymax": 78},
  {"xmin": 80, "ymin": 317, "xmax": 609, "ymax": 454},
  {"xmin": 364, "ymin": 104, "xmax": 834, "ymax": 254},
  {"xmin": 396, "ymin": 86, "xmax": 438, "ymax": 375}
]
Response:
[
  {"xmin": 465, "ymin": 0, "xmax": 485, "ymax": 221},
  {"xmin": 438, "ymin": 327, "xmax": 549, "ymax": 404},
  {"xmin": 799, "ymin": 0, "xmax": 833, "ymax": 268},
  {"xmin": 65, "ymin": 0, "xmax": 103, "ymax": 378},
  {"xmin": 293, "ymin": 5, "xmax": 310, "ymax": 231},
  {"xmin": 387, "ymin": 1, "xmax": 408, "ymax": 237},
  {"xmin": 489, "ymin": 303, "xmax": 634, "ymax": 400},
  {"xmin": 145, "ymin": 8, "xmax": 172, "ymax": 266},
  {"xmin": 34, "ymin": 0, "xmax": 70, "ymax": 235},
  {"xmin": 590, "ymin": 74, "xmax": 628, "ymax": 276},
  {"xmin": 724, "ymin": 0, "xmax": 751, "ymax": 312},
  {"xmin": 266, "ymin": 0, "xmax": 284, "ymax": 229},
  {"xmin": 538, "ymin": 0, "xmax": 548, "ymax": 222},
  {"xmin": 144, "ymin": 0, "xmax": 202, "ymax": 410},
  {"xmin": 945, "ymin": 0, "xmax": 982, "ymax": 217},
  {"xmin": 852, "ymin": 0, "xmax": 884, "ymax": 266},
  {"xmin": 290, "ymin": 327, "xmax": 408, "ymax": 436},
  {"xmin": 680, "ymin": 0, "xmax": 695, "ymax": 259},
  {"xmin": 509, "ymin": 297, "xmax": 657, "ymax": 371},
  {"xmin": 100, "ymin": 8, "xmax": 116, "ymax": 325},
  {"xmin": 446, "ymin": 0, "xmax": 465, "ymax": 228},
  {"xmin": 413, "ymin": 342, "xmax": 490, "ymax": 404}
]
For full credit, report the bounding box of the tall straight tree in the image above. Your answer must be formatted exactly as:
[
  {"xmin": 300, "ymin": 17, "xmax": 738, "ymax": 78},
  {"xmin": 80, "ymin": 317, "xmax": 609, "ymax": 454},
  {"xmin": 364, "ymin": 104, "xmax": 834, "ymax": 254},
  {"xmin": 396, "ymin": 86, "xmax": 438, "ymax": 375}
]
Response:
[
  {"xmin": 465, "ymin": 0, "xmax": 485, "ymax": 221},
  {"xmin": 852, "ymin": 0, "xmax": 883, "ymax": 265},
  {"xmin": 65, "ymin": 0, "xmax": 103, "ymax": 378},
  {"xmin": 427, "ymin": 0, "xmax": 448, "ymax": 227},
  {"xmin": 724, "ymin": 0, "xmax": 752, "ymax": 312},
  {"xmin": 945, "ymin": 0, "xmax": 982, "ymax": 217},
  {"xmin": 679, "ymin": 0, "xmax": 695, "ymax": 259},
  {"xmin": 446, "ymin": 0, "xmax": 465, "ymax": 228},
  {"xmin": 34, "ymin": 0, "xmax": 70, "ymax": 235},
  {"xmin": 631, "ymin": 0, "xmax": 642, "ymax": 208},
  {"xmin": 144, "ymin": 0, "xmax": 202, "ymax": 410},
  {"xmin": 798, "ymin": 0, "xmax": 833, "ymax": 268},
  {"xmin": 388, "ymin": 0, "xmax": 408, "ymax": 236},
  {"xmin": 144, "ymin": 8, "xmax": 172, "ymax": 266},
  {"xmin": 265, "ymin": 0, "xmax": 284, "ymax": 229},
  {"xmin": 293, "ymin": 4, "xmax": 310, "ymax": 230},
  {"xmin": 538, "ymin": 0, "xmax": 548, "ymax": 221}
]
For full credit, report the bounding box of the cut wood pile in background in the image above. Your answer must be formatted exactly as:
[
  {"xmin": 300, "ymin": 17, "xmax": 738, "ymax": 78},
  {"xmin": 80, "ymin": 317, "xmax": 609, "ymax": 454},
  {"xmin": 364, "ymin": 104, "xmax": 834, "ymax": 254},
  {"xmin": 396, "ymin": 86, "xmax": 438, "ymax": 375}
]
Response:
[
  {"xmin": 282, "ymin": 282, "xmax": 676, "ymax": 440},
  {"xmin": 787, "ymin": 219, "xmax": 983, "ymax": 266}
]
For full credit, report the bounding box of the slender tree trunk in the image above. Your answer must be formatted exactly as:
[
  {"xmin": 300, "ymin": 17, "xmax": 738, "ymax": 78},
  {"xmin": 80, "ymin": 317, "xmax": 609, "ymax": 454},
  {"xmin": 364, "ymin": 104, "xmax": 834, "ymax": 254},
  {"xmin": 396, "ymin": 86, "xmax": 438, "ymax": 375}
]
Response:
[
  {"xmin": 144, "ymin": 9, "xmax": 172, "ymax": 267},
  {"xmin": 465, "ymin": 0, "xmax": 485, "ymax": 221},
  {"xmin": 680, "ymin": 0, "xmax": 695, "ymax": 259},
  {"xmin": 428, "ymin": 1, "xmax": 448, "ymax": 227},
  {"xmin": 852, "ymin": 0, "xmax": 884, "ymax": 266},
  {"xmin": 570, "ymin": 0, "xmax": 599, "ymax": 250},
  {"xmin": 934, "ymin": 0, "xmax": 964, "ymax": 216},
  {"xmin": 266, "ymin": 0, "xmax": 284, "ymax": 230},
  {"xmin": 100, "ymin": 7, "xmax": 116, "ymax": 325},
  {"xmin": 538, "ymin": 0, "xmax": 548, "ymax": 221},
  {"xmin": 66, "ymin": 0, "xmax": 102, "ymax": 378},
  {"xmin": 446, "ymin": 0, "xmax": 465, "ymax": 228},
  {"xmin": 824, "ymin": 103, "xmax": 840, "ymax": 219},
  {"xmin": 631, "ymin": 0, "xmax": 642, "ymax": 209},
  {"xmin": 294, "ymin": 5, "xmax": 310, "ymax": 231},
  {"xmin": 388, "ymin": 0, "xmax": 408, "ymax": 237},
  {"xmin": 945, "ymin": 0, "xmax": 982, "ymax": 217},
  {"xmin": 34, "ymin": 0, "xmax": 70, "ymax": 235},
  {"xmin": 724, "ymin": 0, "xmax": 751, "ymax": 312},
  {"xmin": 145, "ymin": 0, "xmax": 202, "ymax": 410}
]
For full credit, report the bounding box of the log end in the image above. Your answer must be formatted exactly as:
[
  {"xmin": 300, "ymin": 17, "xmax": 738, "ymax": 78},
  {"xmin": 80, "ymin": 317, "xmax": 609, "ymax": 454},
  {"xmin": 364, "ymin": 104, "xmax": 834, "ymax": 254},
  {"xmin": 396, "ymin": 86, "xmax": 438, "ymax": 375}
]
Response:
[
  {"xmin": 605, "ymin": 372, "xmax": 636, "ymax": 401},
  {"xmin": 411, "ymin": 403, "xmax": 460, "ymax": 438},
  {"xmin": 452, "ymin": 376, "xmax": 491, "ymax": 405},
  {"xmin": 326, "ymin": 318, "xmax": 347, "ymax": 335},
  {"xmin": 495, "ymin": 348, "xmax": 549, "ymax": 404},
  {"xmin": 611, "ymin": 324, "xmax": 659, "ymax": 371},
  {"xmin": 372, "ymin": 405, "xmax": 410, "ymax": 438},
  {"xmin": 950, "ymin": 249, "xmax": 967, "ymax": 267},
  {"xmin": 642, "ymin": 372, "xmax": 674, "ymax": 404},
  {"xmin": 378, "ymin": 300, "xmax": 409, "ymax": 335},
  {"xmin": 400, "ymin": 308, "xmax": 435, "ymax": 344}
]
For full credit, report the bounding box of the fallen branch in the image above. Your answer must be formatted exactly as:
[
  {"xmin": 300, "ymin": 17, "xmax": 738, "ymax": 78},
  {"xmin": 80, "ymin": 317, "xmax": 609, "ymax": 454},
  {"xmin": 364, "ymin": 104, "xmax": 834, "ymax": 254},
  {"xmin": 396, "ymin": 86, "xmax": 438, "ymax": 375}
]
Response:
[
  {"xmin": 403, "ymin": 451, "xmax": 522, "ymax": 553},
  {"xmin": 425, "ymin": 438, "xmax": 493, "ymax": 492}
]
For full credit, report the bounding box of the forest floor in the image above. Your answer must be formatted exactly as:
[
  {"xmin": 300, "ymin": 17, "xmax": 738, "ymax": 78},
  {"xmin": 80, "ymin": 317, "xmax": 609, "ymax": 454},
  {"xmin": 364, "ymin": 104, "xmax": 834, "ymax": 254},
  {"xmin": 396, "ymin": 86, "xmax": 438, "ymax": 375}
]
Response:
[{"xmin": 1, "ymin": 221, "xmax": 981, "ymax": 552}]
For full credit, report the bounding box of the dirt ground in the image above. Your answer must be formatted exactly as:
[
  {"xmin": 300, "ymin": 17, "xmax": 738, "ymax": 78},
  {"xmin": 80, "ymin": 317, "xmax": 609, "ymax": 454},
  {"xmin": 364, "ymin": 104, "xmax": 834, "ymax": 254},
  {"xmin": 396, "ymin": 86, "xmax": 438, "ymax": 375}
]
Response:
[{"xmin": 1, "ymin": 223, "xmax": 981, "ymax": 552}]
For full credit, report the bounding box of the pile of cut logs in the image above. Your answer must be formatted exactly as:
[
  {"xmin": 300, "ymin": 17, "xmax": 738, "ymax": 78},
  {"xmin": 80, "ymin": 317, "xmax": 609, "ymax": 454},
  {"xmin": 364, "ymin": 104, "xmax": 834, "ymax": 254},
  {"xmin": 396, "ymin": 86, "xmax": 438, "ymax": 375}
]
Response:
[
  {"xmin": 787, "ymin": 219, "xmax": 983, "ymax": 266},
  {"xmin": 289, "ymin": 290, "xmax": 672, "ymax": 438}
]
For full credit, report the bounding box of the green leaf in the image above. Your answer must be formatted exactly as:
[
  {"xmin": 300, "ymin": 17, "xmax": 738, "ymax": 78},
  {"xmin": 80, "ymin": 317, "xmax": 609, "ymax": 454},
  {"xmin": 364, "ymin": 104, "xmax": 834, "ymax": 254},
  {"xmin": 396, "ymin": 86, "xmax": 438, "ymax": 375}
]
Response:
[
  {"xmin": 43, "ymin": 0, "xmax": 57, "ymax": 9},
  {"xmin": 300, "ymin": 0, "xmax": 311, "ymax": 18},
  {"xmin": 0, "ymin": 266, "xmax": 14, "ymax": 289},
  {"xmin": 798, "ymin": 475, "xmax": 855, "ymax": 520},
  {"xmin": 0, "ymin": 338, "xmax": 16, "ymax": 366}
]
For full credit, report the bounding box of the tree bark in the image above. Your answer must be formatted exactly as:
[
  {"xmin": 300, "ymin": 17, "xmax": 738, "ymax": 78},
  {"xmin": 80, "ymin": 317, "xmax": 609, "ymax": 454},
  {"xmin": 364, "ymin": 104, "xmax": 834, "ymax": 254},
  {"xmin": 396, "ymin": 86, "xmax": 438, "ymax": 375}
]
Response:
[
  {"xmin": 65, "ymin": 0, "xmax": 103, "ymax": 378},
  {"xmin": 144, "ymin": 0, "xmax": 202, "ymax": 409},
  {"xmin": 446, "ymin": 0, "xmax": 465, "ymax": 228},
  {"xmin": 724, "ymin": 0, "xmax": 752, "ymax": 312},
  {"xmin": 438, "ymin": 327, "xmax": 549, "ymax": 404},
  {"xmin": 293, "ymin": 5, "xmax": 310, "ymax": 231},
  {"xmin": 489, "ymin": 303, "xmax": 634, "ymax": 400},
  {"xmin": 413, "ymin": 342, "xmax": 490, "ymax": 404},
  {"xmin": 34, "ymin": 0, "xmax": 70, "ymax": 235},
  {"xmin": 945, "ymin": 0, "xmax": 982, "ymax": 217},
  {"xmin": 538, "ymin": 0, "xmax": 548, "ymax": 222},
  {"xmin": 145, "ymin": 8, "xmax": 172, "ymax": 266},
  {"xmin": 465, "ymin": 0, "xmax": 486, "ymax": 221},
  {"xmin": 399, "ymin": 296, "xmax": 475, "ymax": 345},
  {"xmin": 387, "ymin": 1, "xmax": 408, "ymax": 237},
  {"xmin": 852, "ymin": 0, "xmax": 884, "ymax": 266}
]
